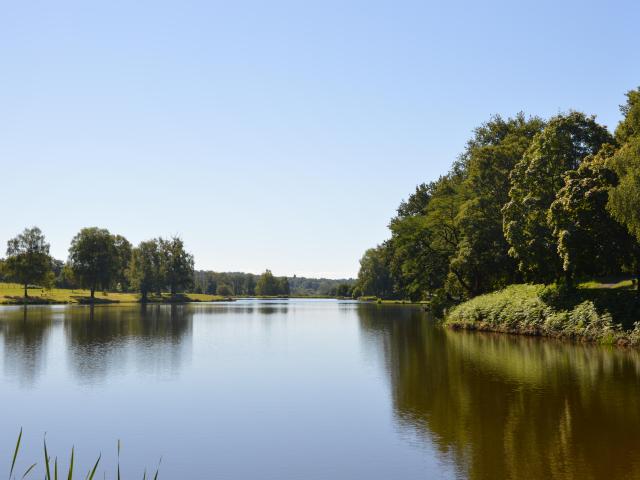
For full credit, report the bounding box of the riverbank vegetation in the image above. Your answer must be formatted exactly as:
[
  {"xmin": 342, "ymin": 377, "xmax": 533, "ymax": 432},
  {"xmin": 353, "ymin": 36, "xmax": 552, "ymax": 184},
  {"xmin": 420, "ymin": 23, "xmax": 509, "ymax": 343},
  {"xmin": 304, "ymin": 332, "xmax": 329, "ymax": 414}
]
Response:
[
  {"xmin": 0, "ymin": 228, "xmax": 355, "ymax": 304},
  {"xmin": 445, "ymin": 284, "xmax": 640, "ymax": 346},
  {"xmin": 0, "ymin": 283, "xmax": 226, "ymax": 305},
  {"xmin": 354, "ymin": 87, "xmax": 640, "ymax": 343}
]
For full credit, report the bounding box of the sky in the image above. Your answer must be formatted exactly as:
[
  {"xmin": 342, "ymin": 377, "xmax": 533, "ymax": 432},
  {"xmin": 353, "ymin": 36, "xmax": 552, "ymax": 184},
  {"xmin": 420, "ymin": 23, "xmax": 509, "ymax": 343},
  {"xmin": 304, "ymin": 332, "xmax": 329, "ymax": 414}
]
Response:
[{"xmin": 1, "ymin": 0, "xmax": 639, "ymax": 278}]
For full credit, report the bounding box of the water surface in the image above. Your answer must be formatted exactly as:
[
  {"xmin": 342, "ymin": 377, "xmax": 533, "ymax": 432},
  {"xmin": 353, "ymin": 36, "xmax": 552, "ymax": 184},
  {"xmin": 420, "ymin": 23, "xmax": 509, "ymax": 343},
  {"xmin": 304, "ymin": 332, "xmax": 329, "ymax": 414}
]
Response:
[{"xmin": 1, "ymin": 300, "xmax": 638, "ymax": 479}]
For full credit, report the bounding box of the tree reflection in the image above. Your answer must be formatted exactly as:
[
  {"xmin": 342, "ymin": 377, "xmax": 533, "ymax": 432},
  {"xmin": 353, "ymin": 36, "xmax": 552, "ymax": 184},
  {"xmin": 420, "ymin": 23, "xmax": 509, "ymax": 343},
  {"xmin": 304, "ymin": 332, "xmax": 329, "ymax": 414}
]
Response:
[
  {"xmin": 64, "ymin": 305, "xmax": 193, "ymax": 382},
  {"xmin": 358, "ymin": 304, "xmax": 640, "ymax": 480},
  {"xmin": 0, "ymin": 305, "xmax": 194, "ymax": 385},
  {"xmin": 0, "ymin": 306, "xmax": 53, "ymax": 385}
]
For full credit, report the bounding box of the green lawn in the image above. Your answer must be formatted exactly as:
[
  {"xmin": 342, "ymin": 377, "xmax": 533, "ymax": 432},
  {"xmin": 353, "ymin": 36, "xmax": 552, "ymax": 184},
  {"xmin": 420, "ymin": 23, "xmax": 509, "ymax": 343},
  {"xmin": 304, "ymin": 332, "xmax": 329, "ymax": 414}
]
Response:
[{"xmin": 0, "ymin": 283, "xmax": 228, "ymax": 305}]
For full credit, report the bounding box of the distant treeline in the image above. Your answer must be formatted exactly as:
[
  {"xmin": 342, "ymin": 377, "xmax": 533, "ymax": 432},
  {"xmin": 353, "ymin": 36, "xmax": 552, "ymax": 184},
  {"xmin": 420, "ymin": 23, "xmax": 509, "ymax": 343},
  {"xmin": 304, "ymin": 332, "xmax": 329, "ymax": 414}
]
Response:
[
  {"xmin": 354, "ymin": 88, "xmax": 640, "ymax": 306},
  {"xmin": 193, "ymin": 270, "xmax": 355, "ymax": 297},
  {"xmin": 0, "ymin": 227, "xmax": 355, "ymax": 300}
]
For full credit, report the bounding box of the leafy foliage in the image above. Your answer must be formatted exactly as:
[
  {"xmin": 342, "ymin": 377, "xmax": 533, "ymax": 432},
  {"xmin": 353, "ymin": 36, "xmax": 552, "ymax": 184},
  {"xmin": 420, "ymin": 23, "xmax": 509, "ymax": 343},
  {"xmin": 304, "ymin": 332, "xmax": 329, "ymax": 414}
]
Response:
[
  {"xmin": 128, "ymin": 239, "xmax": 163, "ymax": 300},
  {"xmin": 68, "ymin": 227, "xmax": 120, "ymax": 297},
  {"xmin": 4, "ymin": 227, "xmax": 53, "ymax": 297},
  {"xmin": 503, "ymin": 112, "xmax": 613, "ymax": 282},
  {"xmin": 255, "ymin": 269, "xmax": 290, "ymax": 296},
  {"xmin": 549, "ymin": 146, "xmax": 635, "ymax": 281},
  {"xmin": 357, "ymin": 94, "xmax": 640, "ymax": 313},
  {"xmin": 608, "ymin": 88, "xmax": 640, "ymax": 247},
  {"xmin": 159, "ymin": 236, "xmax": 194, "ymax": 296}
]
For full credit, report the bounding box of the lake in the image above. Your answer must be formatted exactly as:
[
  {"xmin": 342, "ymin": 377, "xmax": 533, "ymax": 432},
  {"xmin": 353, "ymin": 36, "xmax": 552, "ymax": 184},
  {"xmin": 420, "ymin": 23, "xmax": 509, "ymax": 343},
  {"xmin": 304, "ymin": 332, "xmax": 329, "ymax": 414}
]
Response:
[{"xmin": 1, "ymin": 300, "xmax": 639, "ymax": 479}]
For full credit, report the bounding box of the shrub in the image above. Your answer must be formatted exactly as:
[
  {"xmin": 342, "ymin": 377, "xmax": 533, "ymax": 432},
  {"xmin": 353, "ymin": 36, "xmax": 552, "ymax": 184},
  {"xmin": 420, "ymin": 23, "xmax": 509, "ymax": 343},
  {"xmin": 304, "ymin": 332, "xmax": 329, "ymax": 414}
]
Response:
[{"xmin": 446, "ymin": 284, "xmax": 638, "ymax": 346}]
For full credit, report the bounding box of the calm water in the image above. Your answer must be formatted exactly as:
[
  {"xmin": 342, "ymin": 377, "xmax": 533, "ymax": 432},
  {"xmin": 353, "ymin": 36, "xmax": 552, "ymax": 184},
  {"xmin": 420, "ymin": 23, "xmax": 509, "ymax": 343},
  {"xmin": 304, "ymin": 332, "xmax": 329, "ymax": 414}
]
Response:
[{"xmin": 1, "ymin": 300, "xmax": 639, "ymax": 479}]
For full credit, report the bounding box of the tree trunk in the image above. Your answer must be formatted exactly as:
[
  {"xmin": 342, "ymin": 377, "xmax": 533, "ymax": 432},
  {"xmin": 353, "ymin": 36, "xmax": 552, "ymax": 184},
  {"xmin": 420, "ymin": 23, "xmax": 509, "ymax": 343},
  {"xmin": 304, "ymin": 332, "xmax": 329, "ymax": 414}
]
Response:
[
  {"xmin": 141, "ymin": 290, "xmax": 148, "ymax": 303},
  {"xmin": 24, "ymin": 283, "xmax": 28, "ymax": 298},
  {"xmin": 564, "ymin": 269, "xmax": 574, "ymax": 291},
  {"xmin": 90, "ymin": 287, "xmax": 95, "ymax": 299}
]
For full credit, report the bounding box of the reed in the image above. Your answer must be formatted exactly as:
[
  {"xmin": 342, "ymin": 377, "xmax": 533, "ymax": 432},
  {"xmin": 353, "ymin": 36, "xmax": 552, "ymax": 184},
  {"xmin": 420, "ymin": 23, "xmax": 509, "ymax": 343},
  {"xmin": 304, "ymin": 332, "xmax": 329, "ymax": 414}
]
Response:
[{"xmin": 7, "ymin": 429, "xmax": 160, "ymax": 480}]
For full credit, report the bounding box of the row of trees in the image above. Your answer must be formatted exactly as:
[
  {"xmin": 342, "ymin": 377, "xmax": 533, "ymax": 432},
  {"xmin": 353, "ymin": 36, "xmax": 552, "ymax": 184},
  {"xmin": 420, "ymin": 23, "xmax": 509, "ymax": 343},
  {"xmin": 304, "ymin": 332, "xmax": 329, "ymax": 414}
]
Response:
[
  {"xmin": 1, "ymin": 227, "xmax": 194, "ymax": 300},
  {"xmin": 356, "ymin": 88, "xmax": 640, "ymax": 302},
  {"xmin": 192, "ymin": 271, "xmax": 355, "ymax": 297}
]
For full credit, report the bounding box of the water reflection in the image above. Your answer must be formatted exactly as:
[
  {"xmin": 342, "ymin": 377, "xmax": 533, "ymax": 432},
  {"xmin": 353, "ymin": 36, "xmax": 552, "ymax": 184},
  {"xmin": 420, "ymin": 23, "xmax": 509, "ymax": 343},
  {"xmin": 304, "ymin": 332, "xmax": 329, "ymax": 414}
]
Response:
[
  {"xmin": 0, "ymin": 305, "xmax": 194, "ymax": 385},
  {"xmin": 65, "ymin": 305, "xmax": 194, "ymax": 382},
  {"xmin": 1, "ymin": 307, "xmax": 54, "ymax": 385},
  {"xmin": 358, "ymin": 305, "xmax": 640, "ymax": 480}
]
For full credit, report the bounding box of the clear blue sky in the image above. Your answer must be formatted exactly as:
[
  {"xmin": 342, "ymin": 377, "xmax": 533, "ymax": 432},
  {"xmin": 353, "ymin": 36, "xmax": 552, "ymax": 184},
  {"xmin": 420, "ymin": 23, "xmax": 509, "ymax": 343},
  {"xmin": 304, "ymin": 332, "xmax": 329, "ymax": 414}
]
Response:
[{"xmin": 1, "ymin": 0, "xmax": 638, "ymax": 278}]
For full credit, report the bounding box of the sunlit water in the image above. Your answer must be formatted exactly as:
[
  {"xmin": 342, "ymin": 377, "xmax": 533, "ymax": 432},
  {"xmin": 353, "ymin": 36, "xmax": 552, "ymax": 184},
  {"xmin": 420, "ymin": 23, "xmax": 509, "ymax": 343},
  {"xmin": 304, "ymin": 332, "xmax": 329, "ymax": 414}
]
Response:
[{"xmin": 1, "ymin": 300, "xmax": 639, "ymax": 479}]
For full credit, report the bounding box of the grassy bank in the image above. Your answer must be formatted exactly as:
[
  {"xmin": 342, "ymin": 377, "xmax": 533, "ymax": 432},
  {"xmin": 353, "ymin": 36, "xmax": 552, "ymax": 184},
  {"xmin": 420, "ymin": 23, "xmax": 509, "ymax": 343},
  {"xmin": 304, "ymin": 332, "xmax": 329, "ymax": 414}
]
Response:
[
  {"xmin": 0, "ymin": 283, "xmax": 229, "ymax": 305},
  {"xmin": 445, "ymin": 283, "xmax": 640, "ymax": 346}
]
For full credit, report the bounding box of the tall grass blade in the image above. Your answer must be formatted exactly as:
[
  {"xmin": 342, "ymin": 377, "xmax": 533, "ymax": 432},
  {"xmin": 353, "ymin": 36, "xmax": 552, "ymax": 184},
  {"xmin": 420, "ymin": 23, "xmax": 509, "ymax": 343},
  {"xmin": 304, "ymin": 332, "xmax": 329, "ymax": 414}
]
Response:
[
  {"xmin": 117, "ymin": 440, "xmax": 120, "ymax": 480},
  {"xmin": 152, "ymin": 457, "xmax": 162, "ymax": 480},
  {"xmin": 67, "ymin": 447, "xmax": 74, "ymax": 480},
  {"xmin": 54, "ymin": 457, "xmax": 58, "ymax": 480},
  {"xmin": 44, "ymin": 437, "xmax": 51, "ymax": 480},
  {"xmin": 20, "ymin": 463, "xmax": 36, "ymax": 479},
  {"xmin": 85, "ymin": 454, "xmax": 100, "ymax": 480},
  {"xmin": 10, "ymin": 428, "xmax": 23, "ymax": 479}
]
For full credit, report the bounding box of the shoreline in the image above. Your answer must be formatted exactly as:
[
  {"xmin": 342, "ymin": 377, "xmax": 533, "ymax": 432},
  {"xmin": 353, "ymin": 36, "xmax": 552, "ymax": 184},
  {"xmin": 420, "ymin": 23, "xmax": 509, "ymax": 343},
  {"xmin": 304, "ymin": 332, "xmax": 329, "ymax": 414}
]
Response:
[{"xmin": 444, "ymin": 284, "xmax": 640, "ymax": 348}]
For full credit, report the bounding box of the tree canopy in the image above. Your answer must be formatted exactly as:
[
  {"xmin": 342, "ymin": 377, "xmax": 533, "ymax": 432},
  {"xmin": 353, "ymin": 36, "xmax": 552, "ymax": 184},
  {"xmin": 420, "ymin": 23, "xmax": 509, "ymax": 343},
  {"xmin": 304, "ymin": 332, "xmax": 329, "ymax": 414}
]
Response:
[
  {"xmin": 356, "ymin": 94, "xmax": 640, "ymax": 304},
  {"xmin": 5, "ymin": 227, "xmax": 53, "ymax": 297}
]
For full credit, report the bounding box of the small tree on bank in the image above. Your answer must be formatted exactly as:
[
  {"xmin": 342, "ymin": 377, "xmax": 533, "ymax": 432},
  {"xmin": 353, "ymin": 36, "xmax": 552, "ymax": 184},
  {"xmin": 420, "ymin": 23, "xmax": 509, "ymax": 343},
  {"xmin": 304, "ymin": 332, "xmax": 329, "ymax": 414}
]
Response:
[{"xmin": 5, "ymin": 227, "xmax": 53, "ymax": 297}]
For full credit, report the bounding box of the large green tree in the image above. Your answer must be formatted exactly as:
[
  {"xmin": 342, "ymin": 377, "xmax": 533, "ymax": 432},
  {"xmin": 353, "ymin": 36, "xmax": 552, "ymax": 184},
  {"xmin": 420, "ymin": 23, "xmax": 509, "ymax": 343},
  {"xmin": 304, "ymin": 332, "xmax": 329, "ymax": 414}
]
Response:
[
  {"xmin": 68, "ymin": 227, "xmax": 118, "ymax": 298},
  {"xmin": 5, "ymin": 227, "xmax": 53, "ymax": 297},
  {"xmin": 549, "ymin": 146, "xmax": 634, "ymax": 285},
  {"xmin": 449, "ymin": 114, "xmax": 544, "ymax": 296},
  {"xmin": 503, "ymin": 111, "xmax": 613, "ymax": 283},
  {"xmin": 606, "ymin": 88, "xmax": 640, "ymax": 290},
  {"xmin": 112, "ymin": 234, "xmax": 132, "ymax": 291},
  {"xmin": 355, "ymin": 243, "xmax": 397, "ymax": 299},
  {"xmin": 608, "ymin": 89, "xmax": 640, "ymax": 239},
  {"xmin": 128, "ymin": 239, "xmax": 163, "ymax": 301},
  {"xmin": 159, "ymin": 236, "xmax": 194, "ymax": 296}
]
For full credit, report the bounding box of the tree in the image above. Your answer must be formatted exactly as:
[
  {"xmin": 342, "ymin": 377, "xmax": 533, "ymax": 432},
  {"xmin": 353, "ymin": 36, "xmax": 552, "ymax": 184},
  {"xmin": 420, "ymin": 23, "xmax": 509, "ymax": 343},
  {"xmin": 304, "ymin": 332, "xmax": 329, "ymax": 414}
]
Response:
[
  {"xmin": 68, "ymin": 227, "xmax": 118, "ymax": 298},
  {"xmin": 243, "ymin": 274, "xmax": 256, "ymax": 296},
  {"xmin": 159, "ymin": 236, "xmax": 194, "ymax": 296},
  {"xmin": 128, "ymin": 239, "xmax": 162, "ymax": 301},
  {"xmin": 333, "ymin": 283, "xmax": 353, "ymax": 297},
  {"xmin": 277, "ymin": 276, "xmax": 290, "ymax": 296},
  {"xmin": 389, "ymin": 172, "xmax": 466, "ymax": 300},
  {"xmin": 5, "ymin": 227, "xmax": 53, "ymax": 297},
  {"xmin": 607, "ymin": 88, "xmax": 640, "ymax": 290},
  {"xmin": 395, "ymin": 183, "xmax": 433, "ymax": 219},
  {"xmin": 503, "ymin": 112, "xmax": 613, "ymax": 283},
  {"xmin": 448, "ymin": 114, "xmax": 544, "ymax": 296},
  {"xmin": 609, "ymin": 89, "xmax": 640, "ymax": 238},
  {"xmin": 255, "ymin": 270, "xmax": 276, "ymax": 296},
  {"xmin": 205, "ymin": 276, "xmax": 218, "ymax": 295},
  {"xmin": 549, "ymin": 146, "xmax": 634, "ymax": 285},
  {"xmin": 256, "ymin": 270, "xmax": 280, "ymax": 296},
  {"xmin": 216, "ymin": 283, "xmax": 233, "ymax": 296},
  {"xmin": 112, "ymin": 235, "xmax": 132, "ymax": 291},
  {"xmin": 355, "ymin": 244, "xmax": 396, "ymax": 298}
]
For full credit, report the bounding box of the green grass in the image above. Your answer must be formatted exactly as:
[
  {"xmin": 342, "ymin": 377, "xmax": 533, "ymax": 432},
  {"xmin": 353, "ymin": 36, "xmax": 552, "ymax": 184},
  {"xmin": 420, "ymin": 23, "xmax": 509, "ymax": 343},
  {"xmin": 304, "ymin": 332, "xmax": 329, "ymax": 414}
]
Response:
[
  {"xmin": 8, "ymin": 429, "xmax": 160, "ymax": 480},
  {"xmin": 0, "ymin": 283, "xmax": 229, "ymax": 305},
  {"xmin": 445, "ymin": 283, "xmax": 640, "ymax": 346}
]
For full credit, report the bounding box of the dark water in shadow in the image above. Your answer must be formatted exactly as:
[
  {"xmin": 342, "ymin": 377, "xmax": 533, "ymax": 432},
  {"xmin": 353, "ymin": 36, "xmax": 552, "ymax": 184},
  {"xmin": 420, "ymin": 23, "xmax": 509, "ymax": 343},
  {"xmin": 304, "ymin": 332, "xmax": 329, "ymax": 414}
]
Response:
[{"xmin": 0, "ymin": 301, "xmax": 638, "ymax": 479}]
